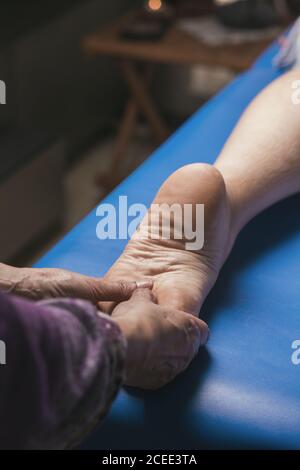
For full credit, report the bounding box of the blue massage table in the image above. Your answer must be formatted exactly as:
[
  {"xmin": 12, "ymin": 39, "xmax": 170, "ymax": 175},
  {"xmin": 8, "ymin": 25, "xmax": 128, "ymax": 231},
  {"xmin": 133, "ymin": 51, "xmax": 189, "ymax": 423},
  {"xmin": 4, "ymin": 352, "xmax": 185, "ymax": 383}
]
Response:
[{"xmin": 35, "ymin": 40, "xmax": 300, "ymax": 449}]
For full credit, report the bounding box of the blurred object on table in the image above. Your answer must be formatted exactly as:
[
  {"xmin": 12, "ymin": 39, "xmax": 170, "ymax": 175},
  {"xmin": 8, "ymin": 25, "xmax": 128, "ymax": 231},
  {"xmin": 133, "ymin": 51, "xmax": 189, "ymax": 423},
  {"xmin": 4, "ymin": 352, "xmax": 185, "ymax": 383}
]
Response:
[
  {"xmin": 214, "ymin": 0, "xmax": 290, "ymax": 29},
  {"xmin": 179, "ymin": 15, "xmax": 282, "ymax": 46},
  {"xmin": 84, "ymin": 5, "xmax": 277, "ymax": 194}
]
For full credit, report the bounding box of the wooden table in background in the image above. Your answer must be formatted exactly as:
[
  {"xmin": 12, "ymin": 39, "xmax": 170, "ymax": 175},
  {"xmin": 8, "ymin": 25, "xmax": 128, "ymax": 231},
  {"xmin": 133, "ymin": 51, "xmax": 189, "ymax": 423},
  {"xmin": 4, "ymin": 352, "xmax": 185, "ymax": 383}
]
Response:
[{"xmin": 83, "ymin": 11, "xmax": 277, "ymax": 193}]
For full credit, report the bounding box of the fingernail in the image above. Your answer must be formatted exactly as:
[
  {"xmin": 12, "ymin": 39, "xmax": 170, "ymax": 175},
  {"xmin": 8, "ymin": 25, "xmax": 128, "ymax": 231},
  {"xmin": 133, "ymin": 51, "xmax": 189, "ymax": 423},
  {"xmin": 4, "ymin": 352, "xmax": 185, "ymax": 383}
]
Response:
[
  {"xmin": 200, "ymin": 325, "xmax": 210, "ymax": 346},
  {"xmin": 136, "ymin": 280, "xmax": 153, "ymax": 289}
]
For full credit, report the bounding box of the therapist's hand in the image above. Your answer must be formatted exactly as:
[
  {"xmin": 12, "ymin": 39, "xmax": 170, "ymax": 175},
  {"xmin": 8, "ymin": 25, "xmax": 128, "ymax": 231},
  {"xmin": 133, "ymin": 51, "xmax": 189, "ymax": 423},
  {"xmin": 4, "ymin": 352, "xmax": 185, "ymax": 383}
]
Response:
[
  {"xmin": 0, "ymin": 263, "xmax": 151, "ymax": 303},
  {"xmin": 113, "ymin": 288, "xmax": 209, "ymax": 390}
]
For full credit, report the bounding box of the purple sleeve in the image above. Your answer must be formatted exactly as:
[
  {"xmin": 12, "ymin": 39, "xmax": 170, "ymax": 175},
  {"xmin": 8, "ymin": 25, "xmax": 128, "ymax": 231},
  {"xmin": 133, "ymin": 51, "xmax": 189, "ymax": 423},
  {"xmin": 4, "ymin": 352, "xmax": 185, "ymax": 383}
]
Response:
[{"xmin": 0, "ymin": 290, "xmax": 126, "ymax": 449}]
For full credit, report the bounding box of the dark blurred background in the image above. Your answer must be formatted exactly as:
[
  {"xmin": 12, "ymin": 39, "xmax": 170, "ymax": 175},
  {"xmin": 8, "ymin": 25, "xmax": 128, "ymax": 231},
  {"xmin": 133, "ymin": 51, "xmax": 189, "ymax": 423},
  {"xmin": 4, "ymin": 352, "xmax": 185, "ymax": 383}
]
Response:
[{"xmin": 0, "ymin": 0, "xmax": 298, "ymax": 265}]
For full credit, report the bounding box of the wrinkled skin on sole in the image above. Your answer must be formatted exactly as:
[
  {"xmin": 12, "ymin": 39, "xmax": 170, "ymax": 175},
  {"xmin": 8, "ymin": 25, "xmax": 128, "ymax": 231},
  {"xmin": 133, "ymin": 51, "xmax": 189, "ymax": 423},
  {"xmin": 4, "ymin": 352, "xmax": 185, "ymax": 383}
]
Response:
[{"xmin": 100, "ymin": 164, "xmax": 233, "ymax": 317}]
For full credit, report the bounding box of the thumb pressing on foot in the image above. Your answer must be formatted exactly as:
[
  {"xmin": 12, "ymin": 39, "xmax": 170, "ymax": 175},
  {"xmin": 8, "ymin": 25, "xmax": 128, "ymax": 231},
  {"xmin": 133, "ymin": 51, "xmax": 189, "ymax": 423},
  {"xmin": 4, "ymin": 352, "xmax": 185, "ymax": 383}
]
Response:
[
  {"xmin": 128, "ymin": 286, "xmax": 157, "ymax": 304},
  {"xmin": 97, "ymin": 280, "xmax": 153, "ymax": 314}
]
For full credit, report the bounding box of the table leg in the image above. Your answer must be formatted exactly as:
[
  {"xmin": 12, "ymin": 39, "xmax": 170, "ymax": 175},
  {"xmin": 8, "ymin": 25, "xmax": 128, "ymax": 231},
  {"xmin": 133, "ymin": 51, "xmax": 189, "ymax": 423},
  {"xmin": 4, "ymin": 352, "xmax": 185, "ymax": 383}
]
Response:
[
  {"xmin": 96, "ymin": 61, "xmax": 170, "ymax": 193},
  {"xmin": 121, "ymin": 60, "xmax": 170, "ymax": 144},
  {"xmin": 113, "ymin": 98, "xmax": 138, "ymax": 168},
  {"xmin": 95, "ymin": 97, "xmax": 138, "ymax": 192}
]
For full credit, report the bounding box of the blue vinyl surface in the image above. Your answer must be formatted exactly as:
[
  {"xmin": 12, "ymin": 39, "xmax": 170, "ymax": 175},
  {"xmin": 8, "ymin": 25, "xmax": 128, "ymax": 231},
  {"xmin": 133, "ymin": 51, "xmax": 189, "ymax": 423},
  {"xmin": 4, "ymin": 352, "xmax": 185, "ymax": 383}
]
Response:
[{"xmin": 35, "ymin": 46, "xmax": 300, "ymax": 449}]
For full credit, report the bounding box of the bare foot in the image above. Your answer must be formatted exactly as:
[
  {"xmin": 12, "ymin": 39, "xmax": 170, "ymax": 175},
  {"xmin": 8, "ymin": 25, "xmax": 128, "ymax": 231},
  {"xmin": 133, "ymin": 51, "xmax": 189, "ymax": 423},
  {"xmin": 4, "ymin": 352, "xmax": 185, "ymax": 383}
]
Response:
[{"xmin": 100, "ymin": 164, "xmax": 233, "ymax": 317}]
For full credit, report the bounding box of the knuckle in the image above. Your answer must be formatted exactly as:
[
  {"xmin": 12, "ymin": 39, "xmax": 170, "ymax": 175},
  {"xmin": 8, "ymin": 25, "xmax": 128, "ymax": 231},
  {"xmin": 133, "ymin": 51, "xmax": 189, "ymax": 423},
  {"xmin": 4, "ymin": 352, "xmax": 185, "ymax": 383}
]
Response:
[
  {"xmin": 118, "ymin": 280, "xmax": 130, "ymax": 296},
  {"xmin": 91, "ymin": 283, "xmax": 102, "ymax": 299}
]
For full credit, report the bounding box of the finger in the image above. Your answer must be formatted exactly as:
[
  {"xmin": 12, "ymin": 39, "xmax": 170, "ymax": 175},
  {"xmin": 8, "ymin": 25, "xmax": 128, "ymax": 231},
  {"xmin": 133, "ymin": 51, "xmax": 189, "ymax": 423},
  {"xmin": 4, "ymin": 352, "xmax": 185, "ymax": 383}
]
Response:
[
  {"xmin": 109, "ymin": 287, "xmax": 157, "ymax": 320},
  {"xmin": 90, "ymin": 279, "xmax": 153, "ymax": 302},
  {"xmin": 96, "ymin": 280, "xmax": 136, "ymax": 302},
  {"xmin": 98, "ymin": 300, "xmax": 117, "ymax": 315},
  {"xmin": 97, "ymin": 280, "xmax": 154, "ymax": 314},
  {"xmin": 155, "ymin": 281, "xmax": 206, "ymax": 317},
  {"xmin": 129, "ymin": 287, "xmax": 157, "ymax": 303},
  {"xmin": 181, "ymin": 313, "xmax": 209, "ymax": 349},
  {"xmin": 191, "ymin": 316, "xmax": 210, "ymax": 347}
]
